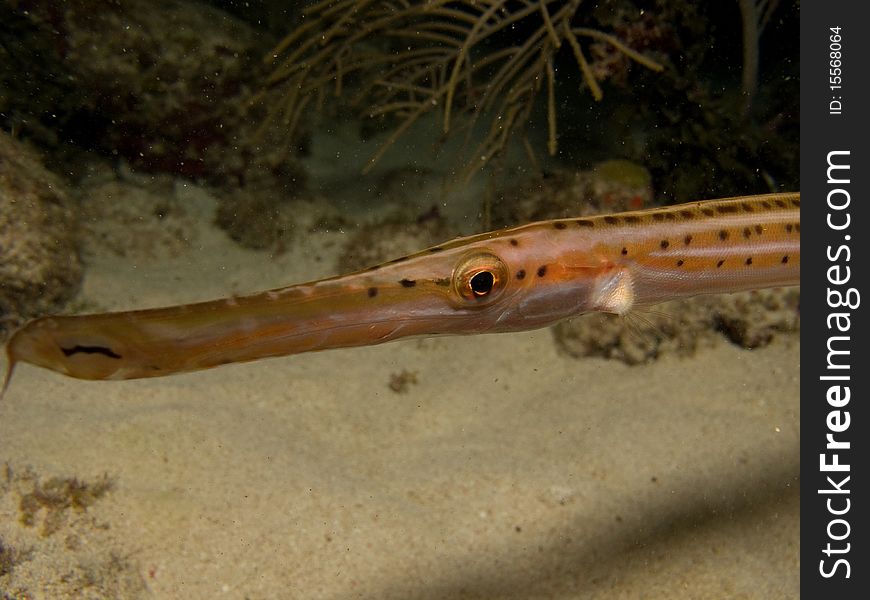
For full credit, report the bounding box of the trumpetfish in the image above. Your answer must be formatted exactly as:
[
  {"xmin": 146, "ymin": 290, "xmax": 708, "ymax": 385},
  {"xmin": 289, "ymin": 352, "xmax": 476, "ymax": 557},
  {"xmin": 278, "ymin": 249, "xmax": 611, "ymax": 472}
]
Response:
[{"xmin": 2, "ymin": 192, "xmax": 800, "ymax": 392}]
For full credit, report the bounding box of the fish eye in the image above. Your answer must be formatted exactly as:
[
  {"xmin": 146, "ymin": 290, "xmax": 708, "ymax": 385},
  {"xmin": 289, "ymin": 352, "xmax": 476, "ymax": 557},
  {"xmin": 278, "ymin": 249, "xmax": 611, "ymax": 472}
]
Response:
[
  {"xmin": 470, "ymin": 271, "xmax": 494, "ymax": 296},
  {"xmin": 453, "ymin": 252, "xmax": 509, "ymax": 305}
]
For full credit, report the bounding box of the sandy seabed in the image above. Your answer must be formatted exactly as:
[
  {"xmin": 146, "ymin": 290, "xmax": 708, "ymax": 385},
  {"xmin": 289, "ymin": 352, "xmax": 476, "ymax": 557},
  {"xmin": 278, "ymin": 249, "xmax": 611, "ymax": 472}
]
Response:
[{"xmin": 0, "ymin": 184, "xmax": 799, "ymax": 599}]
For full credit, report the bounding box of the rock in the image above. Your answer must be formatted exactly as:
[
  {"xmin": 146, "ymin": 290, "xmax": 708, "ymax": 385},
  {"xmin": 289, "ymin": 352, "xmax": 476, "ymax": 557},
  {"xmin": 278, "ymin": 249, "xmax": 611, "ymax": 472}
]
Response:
[
  {"xmin": 552, "ymin": 288, "xmax": 800, "ymax": 365},
  {"xmin": 1, "ymin": 0, "xmax": 296, "ymax": 184},
  {"xmin": 490, "ymin": 161, "xmax": 654, "ymax": 228},
  {"xmin": 0, "ymin": 133, "xmax": 82, "ymax": 339}
]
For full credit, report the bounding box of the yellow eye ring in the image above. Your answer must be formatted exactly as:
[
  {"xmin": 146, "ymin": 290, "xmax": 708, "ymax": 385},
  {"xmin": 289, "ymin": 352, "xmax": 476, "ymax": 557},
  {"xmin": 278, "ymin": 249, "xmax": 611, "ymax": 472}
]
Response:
[{"xmin": 452, "ymin": 252, "xmax": 509, "ymax": 305}]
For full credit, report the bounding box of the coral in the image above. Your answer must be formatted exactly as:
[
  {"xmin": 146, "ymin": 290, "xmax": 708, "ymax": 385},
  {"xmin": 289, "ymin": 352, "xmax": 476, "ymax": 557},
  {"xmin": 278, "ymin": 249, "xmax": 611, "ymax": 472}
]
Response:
[
  {"xmin": 18, "ymin": 474, "xmax": 113, "ymax": 537},
  {"xmin": 553, "ymin": 0, "xmax": 799, "ymax": 203},
  {"xmin": 3, "ymin": 0, "xmax": 316, "ymax": 252},
  {"xmin": 553, "ymin": 288, "xmax": 800, "ymax": 365},
  {"xmin": 213, "ymin": 157, "xmax": 309, "ymax": 251},
  {"xmin": 0, "ymin": 465, "xmax": 145, "ymax": 599},
  {"xmin": 0, "ymin": 537, "xmax": 24, "ymax": 579},
  {"xmin": 1, "ymin": 0, "xmax": 301, "ymax": 185},
  {"xmin": 215, "ymin": 188, "xmax": 295, "ymax": 251},
  {"xmin": 737, "ymin": 0, "xmax": 782, "ymax": 116},
  {"xmin": 388, "ymin": 369, "xmax": 419, "ymax": 393},
  {"xmin": 488, "ymin": 160, "xmax": 653, "ymax": 228},
  {"xmin": 264, "ymin": 0, "xmax": 664, "ymax": 180},
  {"xmin": 0, "ymin": 132, "xmax": 82, "ymax": 340},
  {"xmin": 336, "ymin": 211, "xmax": 451, "ymax": 273},
  {"xmin": 78, "ymin": 164, "xmax": 200, "ymax": 260}
]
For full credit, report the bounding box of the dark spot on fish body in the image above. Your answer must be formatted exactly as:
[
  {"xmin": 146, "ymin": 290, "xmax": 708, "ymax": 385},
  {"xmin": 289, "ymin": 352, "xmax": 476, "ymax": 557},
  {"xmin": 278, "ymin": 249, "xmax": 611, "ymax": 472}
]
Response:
[
  {"xmin": 664, "ymin": 212, "xmax": 676, "ymax": 221},
  {"xmin": 719, "ymin": 230, "xmax": 729, "ymax": 241},
  {"xmin": 741, "ymin": 202, "xmax": 753, "ymax": 212},
  {"xmin": 537, "ymin": 265, "xmax": 547, "ymax": 277},
  {"xmin": 553, "ymin": 222, "xmax": 567, "ymax": 230},
  {"xmin": 701, "ymin": 208, "xmax": 715, "ymax": 217},
  {"xmin": 717, "ymin": 259, "xmax": 725, "ymax": 268},
  {"xmin": 510, "ymin": 238, "xmax": 519, "ymax": 246},
  {"xmin": 660, "ymin": 239, "xmax": 669, "ymax": 249},
  {"xmin": 400, "ymin": 279, "xmax": 416, "ymax": 288},
  {"xmin": 428, "ymin": 246, "xmax": 444, "ymax": 253},
  {"xmin": 793, "ymin": 198, "xmax": 800, "ymax": 207},
  {"xmin": 745, "ymin": 257, "xmax": 753, "ymax": 265},
  {"xmin": 652, "ymin": 213, "xmax": 665, "ymax": 222},
  {"xmin": 761, "ymin": 201, "xmax": 771, "ymax": 209},
  {"xmin": 743, "ymin": 227, "xmax": 751, "ymax": 239},
  {"xmin": 576, "ymin": 219, "xmax": 594, "ymax": 227},
  {"xmin": 716, "ymin": 204, "xmax": 739, "ymax": 214},
  {"xmin": 795, "ymin": 223, "xmax": 801, "ymax": 233},
  {"xmin": 368, "ymin": 287, "xmax": 378, "ymax": 298},
  {"xmin": 782, "ymin": 255, "xmax": 790, "ymax": 264},
  {"xmin": 680, "ymin": 210, "xmax": 694, "ymax": 219},
  {"xmin": 516, "ymin": 269, "xmax": 526, "ymax": 280},
  {"xmin": 604, "ymin": 216, "xmax": 619, "ymax": 225},
  {"xmin": 621, "ymin": 247, "xmax": 628, "ymax": 256},
  {"xmin": 754, "ymin": 225, "xmax": 763, "ymax": 235},
  {"xmin": 676, "ymin": 259, "xmax": 684, "ymax": 267},
  {"xmin": 624, "ymin": 215, "xmax": 641, "ymax": 224},
  {"xmin": 684, "ymin": 235, "xmax": 693, "ymax": 246},
  {"xmin": 775, "ymin": 199, "xmax": 786, "ymax": 208},
  {"xmin": 785, "ymin": 224, "xmax": 793, "ymax": 233}
]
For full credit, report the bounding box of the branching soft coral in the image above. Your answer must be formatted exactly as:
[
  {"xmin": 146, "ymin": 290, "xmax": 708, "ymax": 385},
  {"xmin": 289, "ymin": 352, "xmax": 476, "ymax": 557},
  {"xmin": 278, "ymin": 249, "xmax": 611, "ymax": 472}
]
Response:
[{"xmin": 262, "ymin": 0, "xmax": 664, "ymax": 180}]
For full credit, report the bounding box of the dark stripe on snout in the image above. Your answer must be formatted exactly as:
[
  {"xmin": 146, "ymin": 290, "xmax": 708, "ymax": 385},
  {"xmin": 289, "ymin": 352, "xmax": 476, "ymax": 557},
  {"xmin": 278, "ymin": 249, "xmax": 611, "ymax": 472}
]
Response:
[{"xmin": 61, "ymin": 345, "xmax": 122, "ymax": 359}]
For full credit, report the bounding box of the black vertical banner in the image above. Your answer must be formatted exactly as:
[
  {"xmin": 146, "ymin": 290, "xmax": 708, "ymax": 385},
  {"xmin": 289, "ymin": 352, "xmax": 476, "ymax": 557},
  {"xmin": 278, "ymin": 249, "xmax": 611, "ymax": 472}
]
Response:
[{"xmin": 801, "ymin": 1, "xmax": 869, "ymax": 596}]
